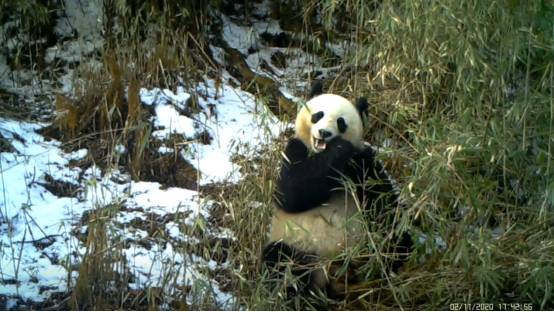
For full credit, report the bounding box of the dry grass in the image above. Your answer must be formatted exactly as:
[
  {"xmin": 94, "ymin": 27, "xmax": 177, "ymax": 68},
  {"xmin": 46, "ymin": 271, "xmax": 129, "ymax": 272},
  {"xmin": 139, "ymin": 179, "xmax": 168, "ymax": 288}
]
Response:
[
  {"xmin": 2, "ymin": 0, "xmax": 553, "ymax": 310},
  {"xmin": 230, "ymin": 0, "xmax": 554, "ymax": 310}
]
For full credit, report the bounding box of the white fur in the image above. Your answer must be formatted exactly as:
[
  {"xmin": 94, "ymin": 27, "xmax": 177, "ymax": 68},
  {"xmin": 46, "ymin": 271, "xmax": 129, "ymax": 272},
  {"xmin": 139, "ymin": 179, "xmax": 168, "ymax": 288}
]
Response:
[
  {"xmin": 269, "ymin": 190, "xmax": 366, "ymax": 257},
  {"xmin": 263, "ymin": 92, "xmax": 373, "ymax": 297},
  {"xmin": 269, "ymin": 93, "xmax": 368, "ymax": 258},
  {"xmin": 295, "ymin": 94, "xmax": 364, "ymax": 153}
]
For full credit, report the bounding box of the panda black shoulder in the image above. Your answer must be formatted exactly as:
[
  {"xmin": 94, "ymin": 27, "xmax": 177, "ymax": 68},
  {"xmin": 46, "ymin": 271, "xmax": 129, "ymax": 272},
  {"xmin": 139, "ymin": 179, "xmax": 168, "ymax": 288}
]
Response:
[
  {"xmin": 309, "ymin": 80, "xmax": 323, "ymax": 98},
  {"xmin": 347, "ymin": 143, "xmax": 400, "ymax": 210},
  {"xmin": 275, "ymin": 137, "xmax": 356, "ymax": 214}
]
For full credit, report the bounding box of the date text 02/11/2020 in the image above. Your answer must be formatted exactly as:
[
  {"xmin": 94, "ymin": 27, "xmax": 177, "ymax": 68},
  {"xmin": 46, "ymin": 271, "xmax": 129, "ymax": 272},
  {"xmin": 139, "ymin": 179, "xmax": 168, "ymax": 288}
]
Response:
[{"xmin": 449, "ymin": 303, "xmax": 533, "ymax": 311}]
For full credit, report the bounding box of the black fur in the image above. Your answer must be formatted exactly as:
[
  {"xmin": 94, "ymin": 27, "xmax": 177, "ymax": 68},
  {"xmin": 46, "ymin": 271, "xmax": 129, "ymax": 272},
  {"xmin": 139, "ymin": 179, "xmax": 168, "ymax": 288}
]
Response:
[
  {"xmin": 264, "ymin": 86, "xmax": 412, "ymax": 302},
  {"xmin": 266, "ymin": 137, "xmax": 411, "ymax": 300},
  {"xmin": 309, "ymin": 80, "xmax": 324, "ymax": 98},
  {"xmin": 275, "ymin": 137, "xmax": 398, "ymax": 214},
  {"xmin": 318, "ymin": 129, "xmax": 332, "ymax": 138},
  {"xmin": 273, "ymin": 136, "xmax": 412, "ymax": 252},
  {"xmin": 345, "ymin": 146, "xmax": 399, "ymax": 211},
  {"xmin": 390, "ymin": 232, "xmax": 413, "ymax": 272},
  {"xmin": 261, "ymin": 241, "xmax": 322, "ymax": 296},
  {"xmin": 311, "ymin": 111, "xmax": 324, "ymax": 123},
  {"xmin": 337, "ymin": 117, "xmax": 348, "ymax": 133},
  {"xmin": 275, "ymin": 137, "xmax": 356, "ymax": 213},
  {"xmin": 356, "ymin": 97, "xmax": 369, "ymax": 114}
]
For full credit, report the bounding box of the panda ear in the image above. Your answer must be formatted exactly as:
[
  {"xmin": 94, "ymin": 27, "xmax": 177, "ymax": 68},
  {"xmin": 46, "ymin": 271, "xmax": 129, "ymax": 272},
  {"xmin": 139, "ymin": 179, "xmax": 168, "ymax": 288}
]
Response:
[
  {"xmin": 356, "ymin": 97, "xmax": 369, "ymax": 114},
  {"xmin": 309, "ymin": 80, "xmax": 323, "ymax": 99}
]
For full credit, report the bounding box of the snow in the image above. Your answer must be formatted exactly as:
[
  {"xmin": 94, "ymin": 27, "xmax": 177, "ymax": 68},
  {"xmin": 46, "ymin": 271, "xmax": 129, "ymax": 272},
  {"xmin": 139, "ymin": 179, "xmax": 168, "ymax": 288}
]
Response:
[
  {"xmin": 67, "ymin": 148, "xmax": 88, "ymax": 160},
  {"xmin": 221, "ymin": 15, "xmax": 258, "ymax": 55},
  {"xmin": 1, "ymin": 57, "xmax": 282, "ymax": 310},
  {"xmin": 152, "ymin": 104, "xmax": 197, "ymax": 139},
  {"xmin": 139, "ymin": 87, "xmax": 191, "ymax": 110},
  {"xmin": 219, "ymin": 8, "xmax": 324, "ymax": 93},
  {"xmin": 115, "ymin": 144, "xmax": 126, "ymax": 154},
  {"xmin": 0, "ymin": 103, "xmax": 243, "ymax": 306},
  {"xmin": 139, "ymin": 77, "xmax": 283, "ymax": 185},
  {"xmin": 158, "ymin": 146, "xmax": 174, "ymax": 155},
  {"xmin": 46, "ymin": 0, "xmax": 103, "ymax": 64},
  {"xmin": 125, "ymin": 181, "xmax": 209, "ymax": 223},
  {"xmin": 0, "ymin": 120, "xmax": 88, "ymax": 302},
  {"xmin": 0, "ymin": 0, "xmax": 302, "ymax": 309},
  {"xmin": 0, "ymin": 119, "xmax": 85, "ymax": 231},
  {"xmin": 138, "ymin": 87, "xmax": 198, "ymax": 139},
  {"xmin": 191, "ymin": 78, "xmax": 282, "ymax": 184}
]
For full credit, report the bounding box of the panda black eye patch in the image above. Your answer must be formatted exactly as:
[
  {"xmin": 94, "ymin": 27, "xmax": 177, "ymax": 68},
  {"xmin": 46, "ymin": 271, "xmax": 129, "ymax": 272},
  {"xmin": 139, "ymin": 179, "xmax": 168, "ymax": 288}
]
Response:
[
  {"xmin": 311, "ymin": 111, "xmax": 324, "ymax": 123},
  {"xmin": 337, "ymin": 117, "xmax": 348, "ymax": 133}
]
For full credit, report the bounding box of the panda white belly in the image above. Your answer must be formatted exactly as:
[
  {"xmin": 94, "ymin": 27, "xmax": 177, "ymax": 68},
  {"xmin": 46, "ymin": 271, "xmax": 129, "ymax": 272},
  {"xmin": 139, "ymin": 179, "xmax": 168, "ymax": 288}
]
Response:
[{"xmin": 269, "ymin": 193, "xmax": 366, "ymax": 257}]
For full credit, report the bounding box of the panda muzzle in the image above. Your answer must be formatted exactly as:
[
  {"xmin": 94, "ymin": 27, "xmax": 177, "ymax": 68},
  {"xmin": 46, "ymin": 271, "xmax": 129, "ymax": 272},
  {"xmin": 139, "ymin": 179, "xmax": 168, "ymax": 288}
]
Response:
[{"xmin": 313, "ymin": 137, "xmax": 327, "ymax": 151}]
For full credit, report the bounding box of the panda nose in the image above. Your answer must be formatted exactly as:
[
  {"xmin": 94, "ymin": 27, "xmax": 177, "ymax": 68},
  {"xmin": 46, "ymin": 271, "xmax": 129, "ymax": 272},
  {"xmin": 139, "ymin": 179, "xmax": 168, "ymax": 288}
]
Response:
[{"xmin": 319, "ymin": 129, "xmax": 332, "ymax": 138}]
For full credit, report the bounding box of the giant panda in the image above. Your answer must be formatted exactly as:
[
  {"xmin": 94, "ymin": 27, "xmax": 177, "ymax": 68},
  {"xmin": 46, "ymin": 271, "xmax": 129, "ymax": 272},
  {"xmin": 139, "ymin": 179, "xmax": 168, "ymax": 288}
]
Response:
[{"xmin": 262, "ymin": 81, "xmax": 411, "ymax": 300}]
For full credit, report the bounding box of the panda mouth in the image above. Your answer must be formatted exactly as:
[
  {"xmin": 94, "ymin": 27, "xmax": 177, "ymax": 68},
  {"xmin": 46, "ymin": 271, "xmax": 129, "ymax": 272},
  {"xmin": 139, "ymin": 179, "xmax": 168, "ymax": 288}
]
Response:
[{"xmin": 312, "ymin": 137, "xmax": 327, "ymax": 151}]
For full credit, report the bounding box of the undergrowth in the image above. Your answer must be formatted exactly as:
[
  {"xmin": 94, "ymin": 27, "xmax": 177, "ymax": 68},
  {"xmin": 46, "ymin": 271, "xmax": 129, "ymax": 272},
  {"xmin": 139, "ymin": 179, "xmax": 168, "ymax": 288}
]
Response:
[
  {"xmin": 372, "ymin": 1, "xmax": 554, "ymax": 308},
  {"xmin": 233, "ymin": 0, "xmax": 554, "ymax": 310},
  {"xmin": 2, "ymin": 0, "xmax": 553, "ymax": 310}
]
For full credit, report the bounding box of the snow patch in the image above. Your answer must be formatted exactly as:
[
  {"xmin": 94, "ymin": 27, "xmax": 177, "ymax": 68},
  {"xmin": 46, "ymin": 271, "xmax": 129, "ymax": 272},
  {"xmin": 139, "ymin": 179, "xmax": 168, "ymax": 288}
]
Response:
[
  {"xmin": 0, "ymin": 117, "xmax": 235, "ymax": 306},
  {"xmin": 152, "ymin": 104, "xmax": 196, "ymax": 139},
  {"xmin": 139, "ymin": 76, "xmax": 282, "ymax": 185}
]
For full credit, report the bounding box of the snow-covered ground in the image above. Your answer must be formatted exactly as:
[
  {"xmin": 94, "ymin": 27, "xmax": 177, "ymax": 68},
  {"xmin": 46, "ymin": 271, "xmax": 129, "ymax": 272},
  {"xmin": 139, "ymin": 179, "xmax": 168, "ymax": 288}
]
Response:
[
  {"xmin": 140, "ymin": 77, "xmax": 282, "ymax": 185},
  {"xmin": 0, "ymin": 0, "xmax": 340, "ymax": 309},
  {"xmin": 0, "ymin": 72, "xmax": 283, "ymax": 308}
]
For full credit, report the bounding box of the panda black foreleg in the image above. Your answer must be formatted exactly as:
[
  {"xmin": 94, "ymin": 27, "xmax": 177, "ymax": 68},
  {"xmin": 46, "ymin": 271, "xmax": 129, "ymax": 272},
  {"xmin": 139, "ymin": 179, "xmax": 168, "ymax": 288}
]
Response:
[
  {"xmin": 262, "ymin": 241, "xmax": 325, "ymax": 297},
  {"xmin": 346, "ymin": 146, "xmax": 401, "ymax": 213},
  {"xmin": 281, "ymin": 137, "xmax": 309, "ymax": 163},
  {"xmin": 350, "ymin": 147, "xmax": 414, "ymax": 270},
  {"xmin": 276, "ymin": 137, "xmax": 356, "ymax": 213},
  {"xmin": 389, "ymin": 232, "xmax": 413, "ymax": 272}
]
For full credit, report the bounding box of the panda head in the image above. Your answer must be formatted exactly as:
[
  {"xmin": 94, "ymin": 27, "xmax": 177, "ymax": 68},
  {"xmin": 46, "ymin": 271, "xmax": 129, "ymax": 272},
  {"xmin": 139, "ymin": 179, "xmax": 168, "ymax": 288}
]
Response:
[{"xmin": 295, "ymin": 84, "xmax": 369, "ymax": 153}]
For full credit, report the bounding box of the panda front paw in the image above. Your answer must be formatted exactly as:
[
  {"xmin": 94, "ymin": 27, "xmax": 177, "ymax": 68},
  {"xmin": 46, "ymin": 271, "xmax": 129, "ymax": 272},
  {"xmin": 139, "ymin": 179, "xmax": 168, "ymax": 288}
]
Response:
[
  {"xmin": 353, "ymin": 146, "xmax": 376, "ymax": 161},
  {"xmin": 283, "ymin": 138, "xmax": 308, "ymax": 163},
  {"xmin": 326, "ymin": 137, "xmax": 355, "ymax": 163}
]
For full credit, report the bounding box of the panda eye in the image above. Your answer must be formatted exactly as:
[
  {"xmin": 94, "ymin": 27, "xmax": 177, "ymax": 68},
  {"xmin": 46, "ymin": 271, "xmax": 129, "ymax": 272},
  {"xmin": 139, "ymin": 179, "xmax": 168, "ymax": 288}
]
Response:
[
  {"xmin": 337, "ymin": 117, "xmax": 348, "ymax": 133},
  {"xmin": 311, "ymin": 111, "xmax": 324, "ymax": 123}
]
